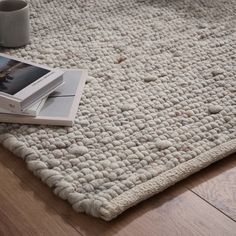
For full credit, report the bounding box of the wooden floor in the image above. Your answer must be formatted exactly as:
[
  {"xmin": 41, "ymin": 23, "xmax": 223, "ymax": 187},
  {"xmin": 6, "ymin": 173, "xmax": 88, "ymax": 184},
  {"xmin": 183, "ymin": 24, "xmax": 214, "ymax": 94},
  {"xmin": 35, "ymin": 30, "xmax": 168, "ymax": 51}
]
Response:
[{"xmin": 0, "ymin": 145, "xmax": 235, "ymax": 236}]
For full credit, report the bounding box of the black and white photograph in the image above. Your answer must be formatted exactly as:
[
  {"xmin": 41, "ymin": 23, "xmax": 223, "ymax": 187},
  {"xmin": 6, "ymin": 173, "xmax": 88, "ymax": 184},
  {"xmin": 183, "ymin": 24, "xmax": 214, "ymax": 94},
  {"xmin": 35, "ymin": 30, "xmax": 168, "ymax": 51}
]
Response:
[{"xmin": 0, "ymin": 55, "xmax": 50, "ymax": 95}]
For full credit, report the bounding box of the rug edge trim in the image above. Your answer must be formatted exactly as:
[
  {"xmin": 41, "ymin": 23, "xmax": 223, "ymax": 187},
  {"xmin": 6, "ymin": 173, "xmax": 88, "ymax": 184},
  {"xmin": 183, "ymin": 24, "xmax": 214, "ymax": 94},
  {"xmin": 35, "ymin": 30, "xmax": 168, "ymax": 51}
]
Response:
[
  {"xmin": 99, "ymin": 139, "xmax": 236, "ymax": 220},
  {"xmin": 1, "ymin": 133, "xmax": 236, "ymax": 221}
]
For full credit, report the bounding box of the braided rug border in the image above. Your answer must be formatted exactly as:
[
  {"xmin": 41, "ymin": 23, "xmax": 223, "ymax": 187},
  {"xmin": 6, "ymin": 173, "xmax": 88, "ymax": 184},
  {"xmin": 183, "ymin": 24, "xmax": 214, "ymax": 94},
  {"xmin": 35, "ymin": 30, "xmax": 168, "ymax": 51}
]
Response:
[{"xmin": 1, "ymin": 133, "xmax": 235, "ymax": 221}]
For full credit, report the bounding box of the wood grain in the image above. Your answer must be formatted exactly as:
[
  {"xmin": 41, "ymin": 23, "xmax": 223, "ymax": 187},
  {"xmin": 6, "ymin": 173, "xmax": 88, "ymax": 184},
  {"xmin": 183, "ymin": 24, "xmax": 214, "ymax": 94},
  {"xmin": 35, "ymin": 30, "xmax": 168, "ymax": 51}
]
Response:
[
  {"xmin": 186, "ymin": 153, "xmax": 236, "ymax": 221},
  {"xmin": 0, "ymin": 149, "xmax": 81, "ymax": 236},
  {"xmin": 66, "ymin": 187, "xmax": 236, "ymax": 236},
  {"xmin": 0, "ymin": 145, "xmax": 236, "ymax": 236}
]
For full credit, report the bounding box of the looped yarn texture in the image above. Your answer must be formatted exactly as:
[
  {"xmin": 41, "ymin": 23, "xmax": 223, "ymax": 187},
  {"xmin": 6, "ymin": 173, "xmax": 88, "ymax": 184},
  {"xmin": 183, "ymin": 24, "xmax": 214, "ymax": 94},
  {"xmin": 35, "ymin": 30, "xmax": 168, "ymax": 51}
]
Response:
[{"xmin": 0, "ymin": 0, "xmax": 236, "ymax": 220}]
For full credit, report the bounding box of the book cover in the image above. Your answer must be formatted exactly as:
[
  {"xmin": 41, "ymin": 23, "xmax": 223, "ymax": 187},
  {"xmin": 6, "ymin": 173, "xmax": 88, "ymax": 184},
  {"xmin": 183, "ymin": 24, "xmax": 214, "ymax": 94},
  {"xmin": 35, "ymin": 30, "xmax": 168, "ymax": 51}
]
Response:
[
  {"xmin": 0, "ymin": 53, "xmax": 63, "ymax": 112},
  {"xmin": 0, "ymin": 69, "xmax": 87, "ymax": 126}
]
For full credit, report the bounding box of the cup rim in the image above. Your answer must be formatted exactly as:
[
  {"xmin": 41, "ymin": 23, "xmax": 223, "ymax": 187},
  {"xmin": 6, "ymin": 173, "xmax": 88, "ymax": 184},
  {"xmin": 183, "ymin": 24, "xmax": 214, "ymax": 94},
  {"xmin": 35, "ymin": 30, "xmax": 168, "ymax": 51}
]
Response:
[{"xmin": 0, "ymin": 0, "xmax": 28, "ymax": 13}]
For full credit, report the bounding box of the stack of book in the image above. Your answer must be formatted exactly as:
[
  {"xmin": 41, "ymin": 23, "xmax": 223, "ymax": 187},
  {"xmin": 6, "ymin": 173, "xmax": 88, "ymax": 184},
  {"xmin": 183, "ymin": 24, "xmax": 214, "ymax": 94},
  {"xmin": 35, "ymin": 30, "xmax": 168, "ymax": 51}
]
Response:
[{"xmin": 0, "ymin": 53, "xmax": 87, "ymax": 126}]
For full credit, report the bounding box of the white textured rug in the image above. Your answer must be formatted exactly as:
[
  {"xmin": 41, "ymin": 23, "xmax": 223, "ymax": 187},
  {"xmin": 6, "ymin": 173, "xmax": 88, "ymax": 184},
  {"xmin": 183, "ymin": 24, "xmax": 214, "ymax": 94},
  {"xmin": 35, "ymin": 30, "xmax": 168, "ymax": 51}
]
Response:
[{"xmin": 0, "ymin": 0, "xmax": 236, "ymax": 221}]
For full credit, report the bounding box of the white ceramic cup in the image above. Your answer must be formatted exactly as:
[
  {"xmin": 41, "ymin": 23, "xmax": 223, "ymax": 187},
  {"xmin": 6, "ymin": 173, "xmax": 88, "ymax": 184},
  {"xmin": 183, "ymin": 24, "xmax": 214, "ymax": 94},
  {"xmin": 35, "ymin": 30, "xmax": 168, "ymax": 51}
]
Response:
[{"xmin": 0, "ymin": 0, "xmax": 30, "ymax": 48}]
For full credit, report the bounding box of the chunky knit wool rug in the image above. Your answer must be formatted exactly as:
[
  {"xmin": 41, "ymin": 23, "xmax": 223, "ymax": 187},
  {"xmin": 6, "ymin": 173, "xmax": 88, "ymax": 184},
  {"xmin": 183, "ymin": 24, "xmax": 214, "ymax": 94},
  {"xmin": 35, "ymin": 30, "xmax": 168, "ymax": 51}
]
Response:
[{"xmin": 0, "ymin": 0, "xmax": 236, "ymax": 221}]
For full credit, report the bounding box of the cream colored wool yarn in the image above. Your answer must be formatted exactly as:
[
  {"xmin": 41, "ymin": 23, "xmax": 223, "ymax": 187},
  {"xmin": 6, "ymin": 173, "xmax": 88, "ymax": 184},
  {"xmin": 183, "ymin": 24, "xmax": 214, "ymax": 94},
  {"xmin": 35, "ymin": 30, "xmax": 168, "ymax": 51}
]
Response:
[{"xmin": 0, "ymin": 0, "xmax": 236, "ymax": 221}]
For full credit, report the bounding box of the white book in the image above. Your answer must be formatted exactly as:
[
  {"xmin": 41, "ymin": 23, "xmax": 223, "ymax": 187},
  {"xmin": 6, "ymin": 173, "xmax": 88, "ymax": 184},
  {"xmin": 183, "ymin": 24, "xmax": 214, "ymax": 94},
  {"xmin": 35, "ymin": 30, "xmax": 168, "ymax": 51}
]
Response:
[
  {"xmin": 0, "ymin": 53, "xmax": 64, "ymax": 113},
  {"xmin": 0, "ymin": 69, "xmax": 87, "ymax": 126},
  {"xmin": 0, "ymin": 96, "xmax": 48, "ymax": 116}
]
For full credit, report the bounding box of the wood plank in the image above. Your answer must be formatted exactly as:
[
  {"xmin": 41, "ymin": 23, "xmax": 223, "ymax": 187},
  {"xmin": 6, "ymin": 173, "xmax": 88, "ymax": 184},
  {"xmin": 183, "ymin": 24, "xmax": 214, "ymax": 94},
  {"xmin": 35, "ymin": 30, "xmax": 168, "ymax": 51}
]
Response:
[
  {"xmin": 185, "ymin": 153, "xmax": 236, "ymax": 221},
  {"xmin": 66, "ymin": 187, "xmax": 236, "ymax": 236},
  {"xmin": 1, "ymin": 145, "xmax": 236, "ymax": 236},
  {"xmin": 0, "ymin": 150, "xmax": 81, "ymax": 236}
]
